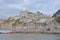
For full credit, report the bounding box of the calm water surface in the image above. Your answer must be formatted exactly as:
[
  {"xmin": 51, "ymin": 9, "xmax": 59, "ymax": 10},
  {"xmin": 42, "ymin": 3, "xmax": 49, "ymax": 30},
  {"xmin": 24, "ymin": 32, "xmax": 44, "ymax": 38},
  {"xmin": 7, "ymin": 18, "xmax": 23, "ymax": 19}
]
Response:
[{"xmin": 0, "ymin": 34, "xmax": 60, "ymax": 40}]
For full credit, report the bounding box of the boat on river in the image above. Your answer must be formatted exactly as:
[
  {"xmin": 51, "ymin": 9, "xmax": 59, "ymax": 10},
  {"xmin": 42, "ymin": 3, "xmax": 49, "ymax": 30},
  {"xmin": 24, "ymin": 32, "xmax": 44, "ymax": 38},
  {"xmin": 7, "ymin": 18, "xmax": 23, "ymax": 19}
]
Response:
[{"xmin": 0, "ymin": 29, "xmax": 14, "ymax": 34}]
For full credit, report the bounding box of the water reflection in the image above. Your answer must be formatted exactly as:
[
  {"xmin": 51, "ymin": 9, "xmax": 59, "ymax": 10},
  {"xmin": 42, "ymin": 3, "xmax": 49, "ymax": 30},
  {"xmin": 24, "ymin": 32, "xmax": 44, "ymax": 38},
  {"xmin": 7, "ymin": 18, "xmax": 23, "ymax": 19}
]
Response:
[{"xmin": 0, "ymin": 34, "xmax": 60, "ymax": 40}]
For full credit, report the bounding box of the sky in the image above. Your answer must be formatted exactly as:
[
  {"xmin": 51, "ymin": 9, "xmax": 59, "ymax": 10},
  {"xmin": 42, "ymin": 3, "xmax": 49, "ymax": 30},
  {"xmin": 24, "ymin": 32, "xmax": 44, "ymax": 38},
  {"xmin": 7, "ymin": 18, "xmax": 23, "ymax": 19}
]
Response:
[{"xmin": 0, "ymin": 0, "xmax": 60, "ymax": 19}]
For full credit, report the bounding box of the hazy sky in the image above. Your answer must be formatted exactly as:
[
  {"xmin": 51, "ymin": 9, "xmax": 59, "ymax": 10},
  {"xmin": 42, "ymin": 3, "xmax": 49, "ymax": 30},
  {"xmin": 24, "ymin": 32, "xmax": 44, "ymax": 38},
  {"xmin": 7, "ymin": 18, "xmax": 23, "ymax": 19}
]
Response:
[{"xmin": 0, "ymin": 0, "xmax": 60, "ymax": 19}]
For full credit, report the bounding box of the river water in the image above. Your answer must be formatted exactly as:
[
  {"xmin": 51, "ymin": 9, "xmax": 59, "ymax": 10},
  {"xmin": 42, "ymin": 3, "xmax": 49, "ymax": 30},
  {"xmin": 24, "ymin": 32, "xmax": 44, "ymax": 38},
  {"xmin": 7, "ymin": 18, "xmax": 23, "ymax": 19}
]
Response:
[{"xmin": 0, "ymin": 34, "xmax": 60, "ymax": 40}]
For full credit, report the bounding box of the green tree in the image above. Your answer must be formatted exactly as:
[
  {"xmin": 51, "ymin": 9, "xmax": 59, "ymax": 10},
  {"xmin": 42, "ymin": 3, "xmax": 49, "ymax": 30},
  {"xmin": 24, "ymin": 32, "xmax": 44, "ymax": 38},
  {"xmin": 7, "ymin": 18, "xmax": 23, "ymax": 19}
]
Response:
[
  {"xmin": 12, "ymin": 22, "xmax": 16, "ymax": 26},
  {"xmin": 55, "ymin": 16, "xmax": 60, "ymax": 23},
  {"xmin": 12, "ymin": 19, "xmax": 20, "ymax": 26},
  {"xmin": 43, "ymin": 22, "xmax": 47, "ymax": 26}
]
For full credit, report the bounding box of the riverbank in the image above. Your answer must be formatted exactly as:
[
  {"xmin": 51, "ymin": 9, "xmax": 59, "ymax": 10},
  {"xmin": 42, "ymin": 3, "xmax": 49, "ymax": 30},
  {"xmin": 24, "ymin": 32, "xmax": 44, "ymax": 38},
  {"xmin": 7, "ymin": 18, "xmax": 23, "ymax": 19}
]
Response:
[
  {"xmin": 14, "ymin": 31, "xmax": 60, "ymax": 34},
  {"xmin": 0, "ymin": 30, "xmax": 60, "ymax": 34}
]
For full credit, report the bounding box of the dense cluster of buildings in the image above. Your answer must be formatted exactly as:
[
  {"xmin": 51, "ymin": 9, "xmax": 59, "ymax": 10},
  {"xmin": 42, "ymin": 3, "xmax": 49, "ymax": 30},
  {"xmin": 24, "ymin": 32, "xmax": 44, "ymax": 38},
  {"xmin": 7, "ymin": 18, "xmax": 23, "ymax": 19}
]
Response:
[{"xmin": 0, "ymin": 10, "xmax": 60, "ymax": 33}]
